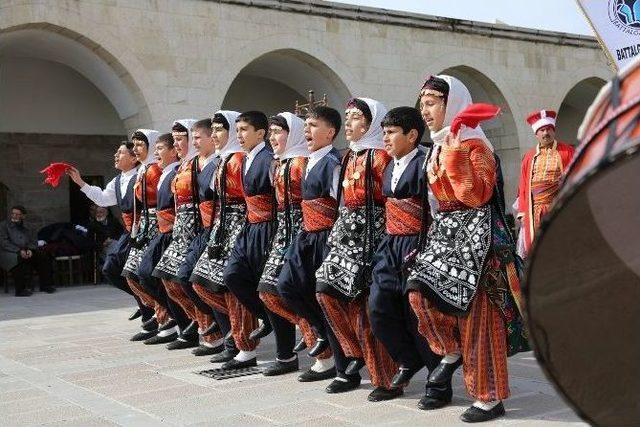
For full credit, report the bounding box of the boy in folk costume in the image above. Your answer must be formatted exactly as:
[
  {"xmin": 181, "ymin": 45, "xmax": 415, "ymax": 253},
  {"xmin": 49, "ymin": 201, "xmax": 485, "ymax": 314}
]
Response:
[
  {"xmin": 190, "ymin": 110, "xmax": 257, "ymax": 365},
  {"xmin": 277, "ymin": 106, "xmax": 345, "ymax": 383},
  {"xmin": 517, "ymin": 110, "xmax": 574, "ymax": 257},
  {"xmin": 256, "ymin": 112, "xmax": 333, "ymax": 377},
  {"xmin": 67, "ymin": 143, "xmax": 153, "ymax": 326},
  {"xmin": 407, "ymin": 75, "xmax": 526, "ymax": 422},
  {"xmin": 130, "ymin": 133, "xmax": 191, "ymax": 345},
  {"xmin": 152, "ymin": 120, "xmax": 223, "ymax": 351},
  {"xmin": 220, "ymin": 111, "xmax": 277, "ymax": 369},
  {"xmin": 315, "ymin": 98, "xmax": 400, "ymax": 402},
  {"xmin": 368, "ymin": 107, "xmax": 453, "ymax": 410}
]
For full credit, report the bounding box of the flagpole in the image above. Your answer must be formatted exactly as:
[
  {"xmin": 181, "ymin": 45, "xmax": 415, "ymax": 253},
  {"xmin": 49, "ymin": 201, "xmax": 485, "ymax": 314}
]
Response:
[{"xmin": 575, "ymin": 0, "xmax": 619, "ymax": 72}]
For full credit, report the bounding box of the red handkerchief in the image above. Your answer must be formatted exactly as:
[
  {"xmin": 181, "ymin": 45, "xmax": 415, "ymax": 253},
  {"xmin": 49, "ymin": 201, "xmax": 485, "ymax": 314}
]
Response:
[
  {"xmin": 450, "ymin": 103, "xmax": 501, "ymax": 135},
  {"xmin": 40, "ymin": 162, "xmax": 73, "ymax": 188}
]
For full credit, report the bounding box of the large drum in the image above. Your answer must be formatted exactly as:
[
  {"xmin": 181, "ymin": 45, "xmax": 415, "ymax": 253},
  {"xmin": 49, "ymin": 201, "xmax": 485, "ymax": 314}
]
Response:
[{"xmin": 525, "ymin": 57, "xmax": 640, "ymax": 426}]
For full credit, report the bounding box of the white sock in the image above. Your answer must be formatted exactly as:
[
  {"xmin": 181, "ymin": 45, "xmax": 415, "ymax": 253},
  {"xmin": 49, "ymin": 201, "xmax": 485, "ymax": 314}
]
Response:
[
  {"xmin": 203, "ymin": 338, "xmax": 224, "ymax": 348},
  {"xmin": 276, "ymin": 355, "xmax": 297, "ymax": 363},
  {"xmin": 311, "ymin": 357, "xmax": 334, "ymax": 373},
  {"xmin": 442, "ymin": 352, "xmax": 461, "ymax": 364},
  {"xmin": 234, "ymin": 350, "xmax": 256, "ymax": 362},
  {"xmin": 157, "ymin": 326, "xmax": 177, "ymax": 337},
  {"xmin": 473, "ymin": 400, "xmax": 501, "ymax": 411}
]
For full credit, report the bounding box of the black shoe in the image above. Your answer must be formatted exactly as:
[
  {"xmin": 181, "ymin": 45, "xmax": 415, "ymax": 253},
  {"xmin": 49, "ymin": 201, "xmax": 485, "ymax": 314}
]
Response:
[
  {"xmin": 293, "ymin": 338, "xmax": 307, "ymax": 352},
  {"xmin": 128, "ymin": 309, "xmax": 141, "ymax": 321},
  {"xmin": 418, "ymin": 394, "xmax": 452, "ymax": 410},
  {"xmin": 308, "ymin": 338, "xmax": 329, "ymax": 358},
  {"xmin": 158, "ymin": 319, "xmax": 177, "ymax": 332},
  {"xmin": 391, "ymin": 366, "xmax": 420, "ymax": 388},
  {"xmin": 263, "ymin": 358, "xmax": 299, "ymax": 376},
  {"xmin": 141, "ymin": 317, "xmax": 159, "ymax": 332},
  {"xmin": 429, "ymin": 359, "xmax": 462, "ymax": 385},
  {"xmin": 210, "ymin": 348, "xmax": 239, "ymax": 363},
  {"xmin": 166, "ymin": 337, "xmax": 199, "ymax": 350},
  {"xmin": 192, "ymin": 344, "xmax": 224, "ymax": 356},
  {"xmin": 368, "ymin": 386, "xmax": 403, "ymax": 402},
  {"xmin": 460, "ymin": 402, "xmax": 505, "ymax": 423},
  {"xmin": 344, "ymin": 358, "xmax": 365, "ymax": 376},
  {"xmin": 221, "ymin": 357, "xmax": 257, "ymax": 370},
  {"xmin": 201, "ymin": 321, "xmax": 220, "ymax": 337},
  {"xmin": 131, "ymin": 329, "xmax": 158, "ymax": 341},
  {"xmin": 144, "ymin": 332, "xmax": 178, "ymax": 345},
  {"xmin": 325, "ymin": 377, "xmax": 361, "ymax": 394},
  {"xmin": 248, "ymin": 321, "xmax": 272, "ymax": 341},
  {"xmin": 15, "ymin": 289, "xmax": 32, "ymax": 297},
  {"xmin": 180, "ymin": 320, "xmax": 198, "ymax": 337},
  {"xmin": 298, "ymin": 367, "xmax": 337, "ymax": 382},
  {"xmin": 40, "ymin": 286, "xmax": 56, "ymax": 294}
]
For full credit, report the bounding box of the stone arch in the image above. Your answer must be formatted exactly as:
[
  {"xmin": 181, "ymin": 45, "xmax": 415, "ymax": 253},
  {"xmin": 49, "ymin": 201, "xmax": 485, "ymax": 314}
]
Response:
[
  {"xmin": 0, "ymin": 24, "xmax": 154, "ymax": 130},
  {"xmin": 221, "ymin": 48, "xmax": 353, "ymax": 148},
  {"xmin": 556, "ymin": 77, "xmax": 607, "ymax": 145},
  {"xmin": 437, "ymin": 65, "xmax": 521, "ymax": 204}
]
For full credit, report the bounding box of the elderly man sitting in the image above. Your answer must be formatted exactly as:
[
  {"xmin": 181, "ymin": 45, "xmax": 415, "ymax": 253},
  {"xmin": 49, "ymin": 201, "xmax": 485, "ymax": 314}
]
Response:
[{"xmin": 0, "ymin": 205, "xmax": 55, "ymax": 296}]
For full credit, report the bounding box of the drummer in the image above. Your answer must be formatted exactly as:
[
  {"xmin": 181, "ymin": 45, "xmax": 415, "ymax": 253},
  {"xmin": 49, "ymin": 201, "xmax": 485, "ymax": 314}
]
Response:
[{"xmin": 517, "ymin": 110, "xmax": 574, "ymax": 257}]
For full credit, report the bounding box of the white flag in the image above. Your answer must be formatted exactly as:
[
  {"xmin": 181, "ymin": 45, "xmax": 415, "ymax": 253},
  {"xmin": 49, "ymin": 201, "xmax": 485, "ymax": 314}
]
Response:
[{"xmin": 577, "ymin": 0, "xmax": 640, "ymax": 70}]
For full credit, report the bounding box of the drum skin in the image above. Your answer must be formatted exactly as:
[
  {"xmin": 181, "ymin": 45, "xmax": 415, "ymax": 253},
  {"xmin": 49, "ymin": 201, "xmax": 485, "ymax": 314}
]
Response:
[{"xmin": 525, "ymin": 57, "xmax": 640, "ymax": 426}]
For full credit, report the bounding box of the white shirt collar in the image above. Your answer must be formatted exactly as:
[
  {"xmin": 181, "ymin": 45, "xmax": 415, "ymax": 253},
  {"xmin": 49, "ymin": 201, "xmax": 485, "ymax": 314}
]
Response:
[
  {"xmin": 394, "ymin": 148, "xmax": 419, "ymax": 168},
  {"xmin": 306, "ymin": 145, "xmax": 334, "ymax": 175},
  {"xmin": 244, "ymin": 141, "xmax": 266, "ymax": 175},
  {"xmin": 120, "ymin": 167, "xmax": 138, "ymax": 180}
]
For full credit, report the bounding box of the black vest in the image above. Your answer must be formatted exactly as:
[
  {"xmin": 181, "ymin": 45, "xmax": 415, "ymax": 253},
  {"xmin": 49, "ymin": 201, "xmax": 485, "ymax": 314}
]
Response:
[
  {"xmin": 242, "ymin": 144, "xmax": 274, "ymax": 197},
  {"xmin": 115, "ymin": 171, "xmax": 137, "ymax": 213},
  {"xmin": 382, "ymin": 148, "xmax": 426, "ymax": 199},
  {"xmin": 157, "ymin": 166, "xmax": 177, "ymax": 211},
  {"xmin": 302, "ymin": 147, "xmax": 341, "ymax": 200}
]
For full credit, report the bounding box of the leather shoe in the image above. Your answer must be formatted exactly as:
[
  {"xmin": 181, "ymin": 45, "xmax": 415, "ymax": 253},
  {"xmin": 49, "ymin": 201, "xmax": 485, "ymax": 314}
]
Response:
[
  {"xmin": 367, "ymin": 386, "xmax": 403, "ymax": 402},
  {"xmin": 141, "ymin": 317, "xmax": 158, "ymax": 332},
  {"xmin": 40, "ymin": 286, "xmax": 56, "ymax": 293},
  {"xmin": 158, "ymin": 319, "xmax": 177, "ymax": 332},
  {"xmin": 15, "ymin": 289, "xmax": 32, "ymax": 297},
  {"xmin": 221, "ymin": 357, "xmax": 257, "ymax": 370},
  {"xmin": 210, "ymin": 348, "xmax": 239, "ymax": 363},
  {"xmin": 325, "ymin": 377, "xmax": 361, "ymax": 394},
  {"xmin": 192, "ymin": 344, "xmax": 224, "ymax": 356},
  {"xmin": 308, "ymin": 338, "xmax": 329, "ymax": 358},
  {"xmin": 429, "ymin": 359, "xmax": 462, "ymax": 385},
  {"xmin": 144, "ymin": 332, "xmax": 178, "ymax": 345},
  {"xmin": 180, "ymin": 320, "xmax": 198, "ymax": 337},
  {"xmin": 263, "ymin": 358, "xmax": 299, "ymax": 376},
  {"xmin": 344, "ymin": 358, "xmax": 365, "ymax": 376},
  {"xmin": 293, "ymin": 338, "xmax": 307, "ymax": 352},
  {"xmin": 418, "ymin": 394, "xmax": 452, "ymax": 410},
  {"xmin": 201, "ymin": 321, "xmax": 220, "ymax": 337},
  {"xmin": 166, "ymin": 337, "xmax": 198, "ymax": 350},
  {"xmin": 248, "ymin": 321, "xmax": 272, "ymax": 341},
  {"xmin": 298, "ymin": 367, "xmax": 336, "ymax": 382},
  {"xmin": 391, "ymin": 366, "xmax": 420, "ymax": 388},
  {"xmin": 460, "ymin": 402, "xmax": 505, "ymax": 423},
  {"xmin": 130, "ymin": 329, "xmax": 158, "ymax": 341},
  {"xmin": 128, "ymin": 309, "xmax": 141, "ymax": 321}
]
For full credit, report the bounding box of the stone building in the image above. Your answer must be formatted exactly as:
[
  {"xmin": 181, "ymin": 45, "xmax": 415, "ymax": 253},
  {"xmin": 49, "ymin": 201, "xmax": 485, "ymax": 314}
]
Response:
[{"xmin": 0, "ymin": 0, "xmax": 611, "ymax": 228}]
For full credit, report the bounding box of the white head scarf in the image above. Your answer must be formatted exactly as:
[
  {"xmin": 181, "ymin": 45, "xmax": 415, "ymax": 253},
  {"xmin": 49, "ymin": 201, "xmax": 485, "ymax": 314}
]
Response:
[
  {"xmin": 347, "ymin": 97, "xmax": 388, "ymax": 152},
  {"xmin": 215, "ymin": 110, "xmax": 243, "ymax": 158},
  {"xmin": 426, "ymin": 75, "xmax": 494, "ymax": 152},
  {"xmin": 173, "ymin": 119, "xmax": 197, "ymax": 162},
  {"xmin": 276, "ymin": 112, "xmax": 310, "ymax": 160}
]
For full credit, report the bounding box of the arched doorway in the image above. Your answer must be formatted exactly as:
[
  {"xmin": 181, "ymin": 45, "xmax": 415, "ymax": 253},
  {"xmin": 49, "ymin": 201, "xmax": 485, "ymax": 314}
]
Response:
[
  {"xmin": 556, "ymin": 77, "xmax": 607, "ymax": 145},
  {"xmin": 438, "ymin": 66, "xmax": 520, "ymax": 205},
  {"xmin": 0, "ymin": 27, "xmax": 145, "ymax": 228},
  {"xmin": 222, "ymin": 49, "xmax": 352, "ymax": 148}
]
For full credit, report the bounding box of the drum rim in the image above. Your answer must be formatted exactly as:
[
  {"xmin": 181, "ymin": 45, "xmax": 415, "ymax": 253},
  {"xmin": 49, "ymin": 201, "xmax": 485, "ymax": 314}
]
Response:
[{"xmin": 523, "ymin": 145, "xmax": 640, "ymax": 425}]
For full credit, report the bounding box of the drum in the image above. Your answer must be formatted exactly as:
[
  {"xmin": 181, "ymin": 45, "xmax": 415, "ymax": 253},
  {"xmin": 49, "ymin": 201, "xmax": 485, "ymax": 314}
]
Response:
[{"xmin": 525, "ymin": 57, "xmax": 640, "ymax": 426}]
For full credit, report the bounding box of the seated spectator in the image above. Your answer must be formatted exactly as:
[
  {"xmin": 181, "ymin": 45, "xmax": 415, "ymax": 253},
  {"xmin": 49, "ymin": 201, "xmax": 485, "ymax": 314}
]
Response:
[
  {"xmin": 0, "ymin": 205, "xmax": 55, "ymax": 296},
  {"xmin": 88, "ymin": 206, "xmax": 124, "ymax": 272}
]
